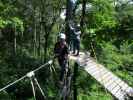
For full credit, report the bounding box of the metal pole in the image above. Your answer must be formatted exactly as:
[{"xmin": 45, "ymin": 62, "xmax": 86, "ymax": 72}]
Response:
[{"xmin": 73, "ymin": 62, "xmax": 78, "ymax": 100}]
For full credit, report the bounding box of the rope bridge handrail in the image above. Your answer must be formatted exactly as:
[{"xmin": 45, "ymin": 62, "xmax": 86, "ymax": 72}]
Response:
[{"xmin": 0, "ymin": 59, "xmax": 53, "ymax": 93}]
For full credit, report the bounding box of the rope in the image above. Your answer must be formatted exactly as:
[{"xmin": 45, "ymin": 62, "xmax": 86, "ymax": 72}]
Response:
[
  {"xmin": 90, "ymin": 42, "xmax": 109, "ymax": 97},
  {"xmin": 0, "ymin": 59, "xmax": 54, "ymax": 93},
  {"xmin": 30, "ymin": 77, "xmax": 36, "ymax": 100},
  {"xmin": 27, "ymin": 70, "xmax": 46, "ymax": 100},
  {"xmin": 83, "ymin": 23, "xmax": 131, "ymax": 99},
  {"xmin": 87, "ymin": 44, "xmax": 130, "ymax": 99},
  {"xmin": 90, "ymin": 43, "xmax": 126, "ymax": 98},
  {"xmin": 33, "ymin": 60, "xmax": 53, "ymax": 73},
  {"xmin": 34, "ymin": 77, "xmax": 46, "ymax": 99},
  {"xmin": 0, "ymin": 75, "xmax": 27, "ymax": 92}
]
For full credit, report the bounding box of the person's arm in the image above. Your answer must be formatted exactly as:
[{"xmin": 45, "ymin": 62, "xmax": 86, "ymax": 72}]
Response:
[
  {"xmin": 69, "ymin": 24, "xmax": 75, "ymax": 30},
  {"xmin": 54, "ymin": 43, "xmax": 60, "ymax": 57},
  {"xmin": 75, "ymin": 31, "xmax": 81, "ymax": 35},
  {"xmin": 64, "ymin": 45, "xmax": 69, "ymax": 59}
]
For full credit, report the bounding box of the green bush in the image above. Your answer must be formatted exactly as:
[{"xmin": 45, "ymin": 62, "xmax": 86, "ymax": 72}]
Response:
[
  {"xmin": 96, "ymin": 41, "xmax": 133, "ymax": 86},
  {"xmin": 97, "ymin": 41, "xmax": 133, "ymax": 69}
]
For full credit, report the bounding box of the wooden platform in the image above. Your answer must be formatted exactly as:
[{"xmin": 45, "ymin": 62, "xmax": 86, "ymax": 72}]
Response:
[{"xmin": 69, "ymin": 52, "xmax": 133, "ymax": 100}]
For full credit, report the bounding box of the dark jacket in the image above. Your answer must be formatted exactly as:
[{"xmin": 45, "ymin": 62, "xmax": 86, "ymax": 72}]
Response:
[{"xmin": 54, "ymin": 41, "xmax": 69, "ymax": 60}]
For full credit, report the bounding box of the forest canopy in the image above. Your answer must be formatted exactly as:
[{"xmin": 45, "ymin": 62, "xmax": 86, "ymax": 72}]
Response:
[{"xmin": 0, "ymin": 0, "xmax": 133, "ymax": 100}]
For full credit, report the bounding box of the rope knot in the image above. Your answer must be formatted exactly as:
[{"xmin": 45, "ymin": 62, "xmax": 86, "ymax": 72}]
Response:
[{"xmin": 27, "ymin": 71, "xmax": 35, "ymax": 78}]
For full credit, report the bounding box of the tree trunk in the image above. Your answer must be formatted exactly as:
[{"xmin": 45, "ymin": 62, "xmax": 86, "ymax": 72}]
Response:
[
  {"xmin": 65, "ymin": 0, "xmax": 72, "ymax": 45},
  {"xmin": 14, "ymin": 25, "xmax": 17, "ymax": 55},
  {"xmin": 38, "ymin": 21, "xmax": 41, "ymax": 58},
  {"xmin": 34, "ymin": 7, "xmax": 37, "ymax": 57},
  {"xmin": 80, "ymin": 0, "xmax": 86, "ymax": 36},
  {"xmin": 44, "ymin": 31, "xmax": 48, "ymax": 62}
]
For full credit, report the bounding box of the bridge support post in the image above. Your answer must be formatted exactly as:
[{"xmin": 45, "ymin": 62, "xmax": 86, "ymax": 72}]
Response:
[{"xmin": 73, "ymin": 62, "xmax": 78, "ymax": 100}]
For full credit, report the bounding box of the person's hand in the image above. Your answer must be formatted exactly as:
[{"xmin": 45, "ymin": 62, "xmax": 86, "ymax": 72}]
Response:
[
  {"xmin": 54, "ymin": 53, "xmax": 60, "ymax": 58},
  {"xmin": 64, "ymin": 54, "xmax": 68, "ymax": 59}
]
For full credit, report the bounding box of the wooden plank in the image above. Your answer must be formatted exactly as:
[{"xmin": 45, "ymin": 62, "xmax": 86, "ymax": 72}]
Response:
[{"xmin": 69, "ymin": 52, "xmax": 133, "ymax": 100}]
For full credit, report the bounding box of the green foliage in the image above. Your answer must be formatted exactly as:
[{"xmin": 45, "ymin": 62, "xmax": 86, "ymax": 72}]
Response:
[
  {"xmin": 0, "ymin": 0, "xmax": 133, "ymax": 100},
  {"xmin": 0, "ymin": 17, "xmax": 6, "ymax": 28},
  {"xmin": 0, "ymin": 1, "xmax": 24, "ymax": 32},
  {"xmin": 11, "ymin": 17, "xmax": 24, "ymax": 32},
  {"xmin": 78, "ymin": 93, "xmax": 113, "ymax": 100},
  {"xmin": 0, "ymin": 17, "xmax": 24, "ymax": 33},
  {"xmin": 97, "ymin": 41, "xmax": 133, "ymax": 69},
  {"xmin": 0, "ymin": 91, "xmax": 10, "ymax": 100},
  {"xmin": 77, "ymin": 70, "xmax": 113, "ymax": 100},
  {"xmin": 86, "ymin": 0, "xmax": 117, "ymax": 29},
  {"xmin": 95, "ymin": 41, "xmax": 133, "ymax": 86}
]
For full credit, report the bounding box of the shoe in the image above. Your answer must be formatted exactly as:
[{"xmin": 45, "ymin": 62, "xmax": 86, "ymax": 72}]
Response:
[
  {"xmin": 74, "ymin": 54, "xmax": 79, "ymax": 56},
  {"xmin": 72, "ymin": 51, "xmax": 75, "ymax": 54}
]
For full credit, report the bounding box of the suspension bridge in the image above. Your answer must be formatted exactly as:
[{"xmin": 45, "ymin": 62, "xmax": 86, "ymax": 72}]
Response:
[
  {"xmin": 69, "ymin": 52, "xmax": 133, "ymax": 100},
  {"xmin": 0, "ymin": 52, "xmax": 133, "ymax": 100}
]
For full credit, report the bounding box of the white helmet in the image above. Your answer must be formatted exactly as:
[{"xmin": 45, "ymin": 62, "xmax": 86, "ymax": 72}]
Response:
[
  {"xmin": 59, "ymin": 33, "xmax": 66, "ymax": 39},
  {"xmin": 77, "ymin": 24, "xmax": 80, "ymax": 27}
]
